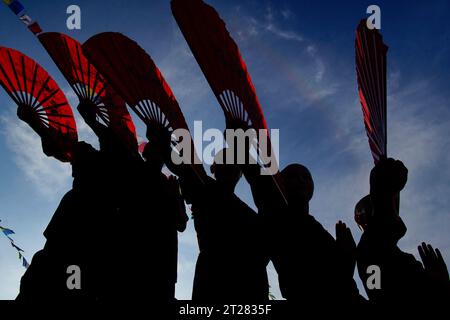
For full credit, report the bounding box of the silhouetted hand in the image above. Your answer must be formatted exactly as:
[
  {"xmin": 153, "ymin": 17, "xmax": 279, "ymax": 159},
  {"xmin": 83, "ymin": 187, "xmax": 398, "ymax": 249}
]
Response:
[
  {"xmin": 77, "ymin": 100, "xmax": 98, "ymax": 126},
  {"xmin": 225, "ymin": 118, "xmax": 257, "ymax": 171},
  {"xmin": 146, "ymin": 124, "xmax": 172, "ymax": 156},
  {"xmin": 225, "ymin": 117, "xmax": 251, "ymax": 131},
  {"xmin": 418, "ymin": 242, "xmax": 449, "ymax": 283},
  {"xmin": 336, "ymin": 220, "xmax": 356, "ymax": 278},
  {"xmin": 17, "ymin": 103, "xmax": 34, "ymax": 122},
  {"xmin": 17, "ymin": 104, "xmax": 47, "ymax": 135},
  {"xmin": 370, "ymin": 158, "xmax": 408, "ymax": 199},
  {"xmin": 369, "ymin": 158, "xmax": 407, "ymax": 220}
]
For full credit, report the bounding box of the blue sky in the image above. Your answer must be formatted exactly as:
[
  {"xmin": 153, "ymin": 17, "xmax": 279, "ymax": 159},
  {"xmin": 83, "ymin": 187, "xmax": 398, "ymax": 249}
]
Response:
[{"xmin": 1, "ymin": 0, "xmax": 449, "ymax": 299}]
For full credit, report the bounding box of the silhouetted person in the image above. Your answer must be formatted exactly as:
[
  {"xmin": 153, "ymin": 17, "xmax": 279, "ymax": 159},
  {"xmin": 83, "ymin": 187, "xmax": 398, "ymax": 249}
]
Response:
[
  {"xmin": 127, "ymin": 139, "xmax": 188, "ymax": 302},
  {"xmin": 16, "ymin": 102, "xmax": 102, "ymax": 302},
  {"xmin": 356, "ymin": 158, "xmax": 450, "ymax": 309},
  {"xmin": 17, "ymin": 100, "xmax": 141, "ymax": 302},
  {"xmin": 173, "ymin": 147, "xmax": 269, "ymax": 302},
  {"xmin": 17, "ymin": 141, "xmax": 105, "ymax": 302},
  {"xmin": 92, "ymin": 121, "xmax": 188, "ymax": 304},
  {"xmin": 243, "ymin": 162, "xmax": 362, "ymax": 306},
  {"xmin": 76, "ymin": 100, "xmax": 156, "ymax": 303}
]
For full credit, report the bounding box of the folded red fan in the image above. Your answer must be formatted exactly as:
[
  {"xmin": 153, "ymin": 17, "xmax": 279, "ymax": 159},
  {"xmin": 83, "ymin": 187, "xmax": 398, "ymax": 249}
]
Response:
[
  {"xmin": 171, "ymin": 0, "xmax": 268, "ymax": 133},
  {"xmin": 172, "ymin": 0, "xmax": 285, "ymax": 204},
  {"xmin": 355, "ymin": 19, "xmax": 388, "ymax": 164}
]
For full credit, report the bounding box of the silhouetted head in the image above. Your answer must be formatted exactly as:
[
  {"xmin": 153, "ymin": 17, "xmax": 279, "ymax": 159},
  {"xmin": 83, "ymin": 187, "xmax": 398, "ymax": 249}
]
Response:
[
  {"xmin": 281, "ymin": 163, "xmax": 314, "ymax": 214},
  {"xmin": 40, "ymin": 132, "xmax": 64, "ymax": 161},
  {"xmin": 142, "ymin": 142, "xmax": 164, "ymax": 171},
  {"xmin": 98, "ymin": 129, "xmax": 139, "ymax": 171},
  {"xmin": 210, "ymin": 148, "xmax": 242, "ymax": 193},
  {"xmin": 354, "ymin": 194, "xmax": 372, "ymax": 231},
  {"xmin": 71, "ymin": 141, "xmax": 100, "ymax": 189}
]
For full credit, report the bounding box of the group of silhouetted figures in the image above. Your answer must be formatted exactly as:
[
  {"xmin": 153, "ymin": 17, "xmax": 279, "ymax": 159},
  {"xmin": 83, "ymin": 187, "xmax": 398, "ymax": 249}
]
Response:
[{"xmin": 15, "ymin": 102, "xmax": 449, "ymax": 313}]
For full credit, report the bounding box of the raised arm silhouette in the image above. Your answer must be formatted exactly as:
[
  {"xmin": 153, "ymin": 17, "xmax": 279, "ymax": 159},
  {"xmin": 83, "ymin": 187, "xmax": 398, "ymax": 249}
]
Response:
[{"xmin": 356, "ymin": 158, "xmax": 450, "ymax": 309}]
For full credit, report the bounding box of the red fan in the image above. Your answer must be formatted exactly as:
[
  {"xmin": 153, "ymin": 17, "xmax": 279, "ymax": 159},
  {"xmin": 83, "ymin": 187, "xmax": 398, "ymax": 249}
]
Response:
[
  {"xmin": 171, "ymin": 0, "xmax": 279, "ymax": 168},
  {"xmin": 355, "ymin": 19, "xmax": 388, "ymax": 164},
  {"xmin": 0, "ymin": 47, "xmax": 78, "ymax": 162},
  {"xmin": 172, "ymin": 0, "xmax": 286, "ymax": 204},
  {"xmin": 82, "ymin": 32, "xmax": 207, "ymax": 181},
  {"xmin": 172, "ymin": 0, "xmax": 268, "ymax": 131},
  {"xmin": 38, "ymin": 32, "xmax": 138, "ymax": 152}
]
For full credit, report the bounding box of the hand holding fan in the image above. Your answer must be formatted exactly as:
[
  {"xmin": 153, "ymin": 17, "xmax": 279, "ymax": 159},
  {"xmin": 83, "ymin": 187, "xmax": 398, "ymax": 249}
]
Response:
[
  {"xmin": 0, "ymin": 47, "xmax": 78, "ymax": 162},
  {"xmin": 2, "ymin": 0, "xmax": 137, "ymax": 152},
  {"xmin": 38, "ymin": 32, "xmax": 138, "ymax": 152},
  {"xmin": 171, "ymin": 0, "xmax": 269, "ymax": 143},
  {"xmin": 82, "ymin": 32, "xmax": 207, "ymax": 182},
  {"xmin": 355, "ymin": 21, "xmax": 404, "ymax": 217}
]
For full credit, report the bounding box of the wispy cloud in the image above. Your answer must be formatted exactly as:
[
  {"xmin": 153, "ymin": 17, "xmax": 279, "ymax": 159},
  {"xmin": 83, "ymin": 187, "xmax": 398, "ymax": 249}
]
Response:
[
  {"xmin": 227, "ymin": 2, "xmax": 335, "ymax": 110},
  {"xmin": 306, "ymin": 45, "xmax": 325, "ymax": 82},
  {"xmin": 263, "ymin": 5, "xmax": 303, "ymax": 42},
  {"xmin": 0, "ymin": 89, "xmax": 98, "ymax": 200},
  {"xmin": 239, "ymin": 5, "xmax": 303, "ymax": 43},
  {"xmin": 280, "ymin": 8, "xmax": 293, "ymax": 20},
  {"xmin": 0, "ymin": 108, "xmax": 71, "ymax": 200},
  {"xmin": 265, "ymin": 23, "xmax": 303, "ymax": 43},
  {"xmin": 0, "ymin": 89, "xmax": 101, "ymax": 200}
]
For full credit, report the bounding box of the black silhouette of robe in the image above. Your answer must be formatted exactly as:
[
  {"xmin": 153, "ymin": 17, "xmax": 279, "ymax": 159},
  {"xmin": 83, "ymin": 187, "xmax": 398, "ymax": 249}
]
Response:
[{"xmin": 187, "ymin": 176, "xmax": 269, "ymax": 301}]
